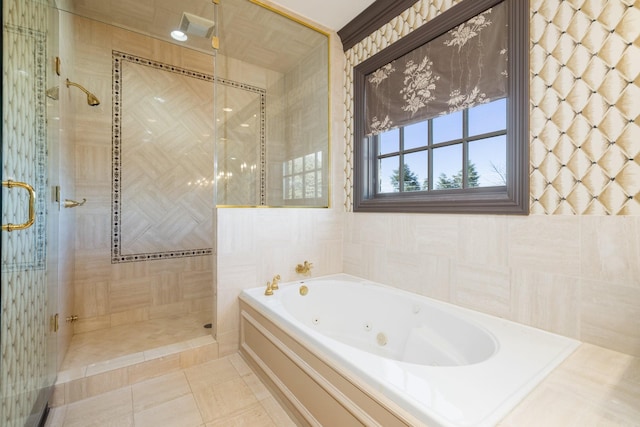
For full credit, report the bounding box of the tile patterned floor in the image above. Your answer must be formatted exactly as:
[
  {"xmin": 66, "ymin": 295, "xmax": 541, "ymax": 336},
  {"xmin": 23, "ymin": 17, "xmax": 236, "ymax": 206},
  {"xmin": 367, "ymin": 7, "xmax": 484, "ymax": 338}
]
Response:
[
  {"xmin": 61, "ymin": 313, "xmax": 211, "ymax": 370},
  {"xmin": 46, "ymin": 353, "xmax": 297, "ymax": 427}
]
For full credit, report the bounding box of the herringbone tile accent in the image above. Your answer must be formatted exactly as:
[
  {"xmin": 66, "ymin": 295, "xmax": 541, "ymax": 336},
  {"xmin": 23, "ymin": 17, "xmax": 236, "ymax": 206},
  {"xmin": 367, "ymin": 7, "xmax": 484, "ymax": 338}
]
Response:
[{"xmin": 114, "ymin": 55, "xmax": 215, "ymax": 260}]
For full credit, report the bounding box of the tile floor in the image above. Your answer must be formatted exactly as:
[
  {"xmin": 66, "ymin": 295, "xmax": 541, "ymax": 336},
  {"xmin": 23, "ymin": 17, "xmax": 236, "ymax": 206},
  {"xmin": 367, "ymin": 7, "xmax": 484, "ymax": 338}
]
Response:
[
  {"xmin": 46, "ymin": 353, "xmax": 297, "ymax": 427},
  {"xmin": 61, "ymin": 313, "xmax": 211, "ymax": 370}
]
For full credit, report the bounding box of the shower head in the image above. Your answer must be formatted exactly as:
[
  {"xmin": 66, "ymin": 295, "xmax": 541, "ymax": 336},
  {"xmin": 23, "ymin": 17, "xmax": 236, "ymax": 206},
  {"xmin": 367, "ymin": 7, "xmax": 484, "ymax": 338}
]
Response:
[{"xmin": 66, "ymin": 78, "xmax": 100, "ymax": 106}]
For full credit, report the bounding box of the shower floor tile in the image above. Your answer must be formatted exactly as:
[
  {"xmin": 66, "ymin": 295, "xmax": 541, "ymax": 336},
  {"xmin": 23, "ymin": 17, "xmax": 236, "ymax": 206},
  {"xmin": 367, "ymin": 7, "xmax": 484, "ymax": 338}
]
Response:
[{"xmin": 61, "ymin": 312, "xmax": 212, "ymax": 371}]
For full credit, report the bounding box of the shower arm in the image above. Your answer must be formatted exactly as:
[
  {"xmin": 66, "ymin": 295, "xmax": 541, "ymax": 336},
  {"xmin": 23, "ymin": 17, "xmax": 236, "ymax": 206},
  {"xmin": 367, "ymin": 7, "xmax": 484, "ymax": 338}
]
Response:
[{"xmin": 65, "ymin": 78, "xmax": 100, "ymax": 106}]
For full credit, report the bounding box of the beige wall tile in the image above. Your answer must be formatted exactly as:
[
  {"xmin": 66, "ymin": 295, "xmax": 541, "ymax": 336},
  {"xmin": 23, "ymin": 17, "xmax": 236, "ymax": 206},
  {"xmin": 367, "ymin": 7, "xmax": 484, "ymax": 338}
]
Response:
[
  {"xmin": 74, "ymin": 280, "xmax": 109, "ymax": 318},
  {"xmin": 581, "ymin": 216, "xmax": 640, "ymax": 287},
  {"xmin": 73, "ymin": 250, "xmax": 111, "ymax": 282},
  {"xmin": 581, "ymin": 279, "xmax": 640, "ymax": 356},
  {"xmin": 217, "ymin": 289, "xmax": 241, "ymax": 335},
  {"xmin": 147, "ymin": 301, "xmax": 188, "ymax": 320},
  {"xmin": 510, "ymin": 270, "xmax": 580, "ymax": 338},
  {"xmin": 217, "ymin": 329, "xmax": 240, "ymax": 357},
  {"xmin": 452, "ymin": 264, "xmax": 512, "ymax": 318},
  {"xmin": 110, "ymin": 307, "xmax": 150, "ymax": 327},
  {"xmin": 73, "ymin": 315, "xmax": 110, "ymax": 334},
  {"xmin": 182, "ymin": 271, "xmax": 214, "ymax": 299},
  {"xmin": 458, "ymin": 215, "xmax": 509, "ymax": 268},
  {"xmin": 507, "ymin": 216, "xmax": 581, "ymax": 276},
  {"xmin": 109, "ymin": 278, "xmax": 152, "ymax": 313}
]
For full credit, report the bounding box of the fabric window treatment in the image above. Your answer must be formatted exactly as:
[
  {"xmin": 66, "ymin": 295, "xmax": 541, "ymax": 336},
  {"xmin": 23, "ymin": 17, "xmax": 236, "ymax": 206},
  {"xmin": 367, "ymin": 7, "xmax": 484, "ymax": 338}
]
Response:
[{"xmin": 364, "ymin": 1, "xmax": 508, "ymax": 136}]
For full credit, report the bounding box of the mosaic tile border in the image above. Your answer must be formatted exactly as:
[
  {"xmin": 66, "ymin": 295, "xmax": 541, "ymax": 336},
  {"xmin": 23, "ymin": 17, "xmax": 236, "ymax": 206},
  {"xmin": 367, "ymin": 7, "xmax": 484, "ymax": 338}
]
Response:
[
  {"xmin": 111, "ymin": 51, "xmax": 266, "ymax": 263},
  {"xmin": 2, "ymin": 25, "xmax": 47, "ymax": 271}
]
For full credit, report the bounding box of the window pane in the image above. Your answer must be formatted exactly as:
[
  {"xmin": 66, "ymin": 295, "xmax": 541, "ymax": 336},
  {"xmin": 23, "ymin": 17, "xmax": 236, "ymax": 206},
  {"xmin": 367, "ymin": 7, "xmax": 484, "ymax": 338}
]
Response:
[
  {"xmin": 304, "ymin": 153, "xmax": 315, "ymax": 171},
  {"xmin": 284, "ymin": 176, "xmax": 292, "ymax": 199},
  {"xmin": 469, "ymin": 135, "xmax": 507, "ymax": 187},
  {"xmin": 293, "ymin": 157, "xmax": 303, "ymax": 173},
  {"xmin": 378, "ymin": 156, "xmax": 399, "ymax": 193},
  {"xmin": 293, "ymin": 175, "xmax": 303, "ymax": 198},
  {"xmin": 404, "ymin": 121, "xmax": 428, "ymax": 150},
  {"xmin": 379, "ymin": 128, "xmax": 399, "ymax": 155},
  {"xmin": 432, "ymin": 110, "xmax": 462, "ymax": 144},
  {"xmin": 403, "ymin": 151, "xmax": 428, "ymax": 192},
  {"xmin": 433, "ymin": 144, "xmax": 462, "ymax": 190},
  {"xmin": 469, "ymin": 98, "xmax": 507, "ymax": 136},
  {"xmin": 305, "ymin": 172, "xmax": 315, "ymax": 198}
]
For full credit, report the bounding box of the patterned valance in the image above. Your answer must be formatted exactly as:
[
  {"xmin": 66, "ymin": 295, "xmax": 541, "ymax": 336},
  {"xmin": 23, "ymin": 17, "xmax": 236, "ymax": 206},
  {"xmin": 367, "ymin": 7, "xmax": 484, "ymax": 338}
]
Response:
[{"xmin": 365, "ymin": 2, "xmax": 508, "ymax": 136}]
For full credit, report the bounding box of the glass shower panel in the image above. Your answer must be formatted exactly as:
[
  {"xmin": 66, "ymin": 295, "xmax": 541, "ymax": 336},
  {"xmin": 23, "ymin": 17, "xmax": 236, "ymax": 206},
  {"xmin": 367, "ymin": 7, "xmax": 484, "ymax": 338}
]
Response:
[
  {"xmin": 2, "ymin": 0, "xmax": 58, "ymax": 426},
  {"xmin": 216, "ymin": 83, "xmax": 263, "ymax": 206},
  {"xmin": 215, "ymin": 0, "xmax": 329, "ymax": 207}
]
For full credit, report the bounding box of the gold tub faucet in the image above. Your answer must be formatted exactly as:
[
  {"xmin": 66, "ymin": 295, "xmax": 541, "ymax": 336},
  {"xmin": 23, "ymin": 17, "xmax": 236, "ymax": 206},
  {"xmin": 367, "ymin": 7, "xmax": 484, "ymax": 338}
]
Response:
[
  {"xmin": 295, "ymin": 261, "xmax": 313, "ymax": 276},
  {"xmin": 271, "ymin": 274, "xmax": 281, "ymax": 290},
  {"xmin": 264, "ymin": 281, "xmax": 274, "ymax": 296}
]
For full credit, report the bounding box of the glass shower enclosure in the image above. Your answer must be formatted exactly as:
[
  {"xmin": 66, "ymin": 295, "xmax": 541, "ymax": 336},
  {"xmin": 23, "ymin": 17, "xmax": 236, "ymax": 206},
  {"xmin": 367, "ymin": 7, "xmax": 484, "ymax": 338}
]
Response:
[{"xmin": 1, "ymin": 0, "xmax": 59, "ymax": 426}]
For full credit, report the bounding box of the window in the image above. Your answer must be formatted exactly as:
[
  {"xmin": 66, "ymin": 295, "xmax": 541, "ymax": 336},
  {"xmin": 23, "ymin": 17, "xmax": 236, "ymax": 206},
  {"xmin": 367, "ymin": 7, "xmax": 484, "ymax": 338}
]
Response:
[
  {"xmin": 283, "ymin": 151, "xmax": 323, "ymax": 202},
  {"xmin": 353, "ymin": 0, "xmax": 528, "ymax": 214},
  {"xmin": 377, "ymin": 98, "xmax": 507, "ymax": 193}
]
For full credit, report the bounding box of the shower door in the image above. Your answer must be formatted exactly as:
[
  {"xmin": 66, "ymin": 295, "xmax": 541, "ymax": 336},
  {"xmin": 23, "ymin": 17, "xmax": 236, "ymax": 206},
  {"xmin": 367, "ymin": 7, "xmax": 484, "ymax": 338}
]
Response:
[{"xmin": 1, "ymin": 0, "xmax": 59, "ymax": 426}]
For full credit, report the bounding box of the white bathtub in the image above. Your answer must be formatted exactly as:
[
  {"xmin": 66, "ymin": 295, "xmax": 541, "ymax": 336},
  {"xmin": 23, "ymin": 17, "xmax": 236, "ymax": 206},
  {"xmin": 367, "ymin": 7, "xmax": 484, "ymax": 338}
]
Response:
[{"xmin": 240, "ymin": 274, "xmax": 579, "ymax": 427}]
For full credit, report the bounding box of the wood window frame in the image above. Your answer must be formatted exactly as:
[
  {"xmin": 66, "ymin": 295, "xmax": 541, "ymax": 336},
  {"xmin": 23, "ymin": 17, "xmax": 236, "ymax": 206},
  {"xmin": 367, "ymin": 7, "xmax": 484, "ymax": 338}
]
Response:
[{"xmin": 353, "ymin": 0, "xmax": 529, "ymax": 214}]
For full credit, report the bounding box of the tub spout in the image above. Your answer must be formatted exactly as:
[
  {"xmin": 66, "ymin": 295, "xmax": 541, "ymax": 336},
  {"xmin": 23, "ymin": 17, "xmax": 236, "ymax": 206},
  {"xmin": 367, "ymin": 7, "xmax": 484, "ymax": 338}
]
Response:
[{"xmin": 295, "ymin": 261, "xmax": 313, "ymax": 276}]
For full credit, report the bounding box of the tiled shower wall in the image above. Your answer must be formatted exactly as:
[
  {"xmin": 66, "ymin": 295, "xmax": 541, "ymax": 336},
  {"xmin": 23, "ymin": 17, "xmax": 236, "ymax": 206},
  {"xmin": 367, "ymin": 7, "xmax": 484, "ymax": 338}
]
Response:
[
  {"xmin": 342, "ymin": 1, "xmax": 640, "ymax": 356},
  {"xmin": 66, "ymin": 13, "xmax": 215, "ymax": 335}
]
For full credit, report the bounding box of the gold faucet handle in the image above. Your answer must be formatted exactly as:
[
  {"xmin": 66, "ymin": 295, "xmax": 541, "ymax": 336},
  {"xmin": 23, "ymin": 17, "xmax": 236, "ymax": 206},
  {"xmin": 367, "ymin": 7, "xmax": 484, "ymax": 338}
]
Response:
[
  {"xmin": 264, "ymin": 281, "xmax": 273, "ymax": 296},
  {"xmin": 271, "ymin": 274, "xmax": 281, "ymax": 290}
]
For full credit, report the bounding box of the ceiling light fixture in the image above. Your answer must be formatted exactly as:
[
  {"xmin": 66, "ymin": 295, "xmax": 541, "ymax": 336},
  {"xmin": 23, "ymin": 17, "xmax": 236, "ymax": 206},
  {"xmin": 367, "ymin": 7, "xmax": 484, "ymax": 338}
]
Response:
[{"xmin": 170, "ymin": 30, "xmax": 188, "ymax": 42}]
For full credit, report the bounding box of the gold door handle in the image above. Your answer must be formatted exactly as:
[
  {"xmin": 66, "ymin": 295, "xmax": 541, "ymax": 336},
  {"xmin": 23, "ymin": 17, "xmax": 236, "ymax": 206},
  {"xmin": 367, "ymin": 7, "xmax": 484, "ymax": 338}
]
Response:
[{"xmin": 2, "ymin": 180, "xmax": 36, "ymax": 232}]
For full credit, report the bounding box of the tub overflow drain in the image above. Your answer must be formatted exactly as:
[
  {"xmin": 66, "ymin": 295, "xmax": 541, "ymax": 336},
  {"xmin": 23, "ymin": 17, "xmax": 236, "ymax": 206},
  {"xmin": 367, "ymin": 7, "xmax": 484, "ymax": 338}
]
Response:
[{"xmin": 376, "ymin": 332, "xmax": 387, "ymax": 346}]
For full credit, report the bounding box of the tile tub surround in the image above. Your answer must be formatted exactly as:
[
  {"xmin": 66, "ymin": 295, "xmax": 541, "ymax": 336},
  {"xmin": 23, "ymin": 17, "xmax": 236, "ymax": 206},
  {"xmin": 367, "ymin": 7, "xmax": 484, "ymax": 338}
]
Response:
[{"xmin": 344, "ymin": 213, "xmax": 640, "ymax": 357}]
